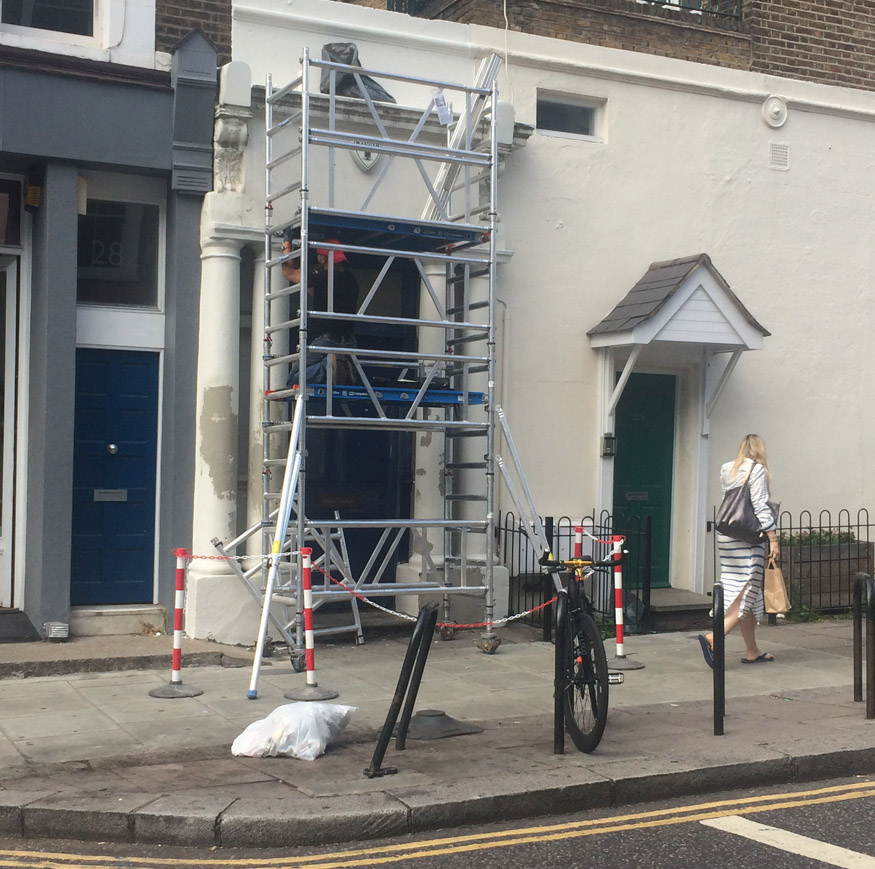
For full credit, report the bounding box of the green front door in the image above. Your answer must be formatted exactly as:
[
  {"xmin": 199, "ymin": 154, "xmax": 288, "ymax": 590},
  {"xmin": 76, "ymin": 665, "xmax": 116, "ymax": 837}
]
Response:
[{"xmin": 612, "ymin": 373, "xmax": 676, "ymax": 588}]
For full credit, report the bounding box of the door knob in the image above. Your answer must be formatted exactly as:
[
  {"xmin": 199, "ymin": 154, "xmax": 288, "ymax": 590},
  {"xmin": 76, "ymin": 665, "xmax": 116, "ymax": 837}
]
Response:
[{"xmin": 107, "ymin": 444, "xmax": 119, "ymax": 455}]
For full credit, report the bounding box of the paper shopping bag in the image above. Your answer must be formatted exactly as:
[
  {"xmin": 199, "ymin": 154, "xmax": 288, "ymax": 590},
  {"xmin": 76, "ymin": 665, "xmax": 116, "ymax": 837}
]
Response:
[{"xmin": 764, "ymin": 559, "xmax": 791, "ymax": 614}]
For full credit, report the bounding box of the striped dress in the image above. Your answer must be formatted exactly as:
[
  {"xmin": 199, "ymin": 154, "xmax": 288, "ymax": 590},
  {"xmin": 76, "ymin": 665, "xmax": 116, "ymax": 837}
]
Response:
[{"xmin": 716, "ymin": 459, "xmax": 776, "ymax": 618}]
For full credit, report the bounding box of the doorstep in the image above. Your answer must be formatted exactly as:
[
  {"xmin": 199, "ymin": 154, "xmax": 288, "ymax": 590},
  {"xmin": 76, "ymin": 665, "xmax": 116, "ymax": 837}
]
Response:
[
  {"xmin": 646, "ymin": 587, "xmax": 712, "ymax": 632},
  {"xmin": 70, "ymin": 605, "xmax": 167, "ymax": 637},
  {"xmin": 0, "ymin": 608, "xmax": 40, "ymax": 643}
]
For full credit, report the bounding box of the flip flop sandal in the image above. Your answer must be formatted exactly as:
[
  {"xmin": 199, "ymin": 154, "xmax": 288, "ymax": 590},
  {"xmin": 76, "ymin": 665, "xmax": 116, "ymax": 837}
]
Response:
[
  {"xmin": 741, "ymin": 653, "xmax": 775, "ymax": 663},
  {"xmin": 698, "ymin": 635, "xmax": 714, "ymax": 669}
]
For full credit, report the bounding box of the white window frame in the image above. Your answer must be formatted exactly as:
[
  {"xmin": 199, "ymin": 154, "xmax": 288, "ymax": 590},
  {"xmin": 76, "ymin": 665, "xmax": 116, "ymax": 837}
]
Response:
[
  {"xmin": 76, "ymin": 171, "xmax": 167, "ymax": 348},
  {"xmin": 0, "ymin": 173, "xmax": 27, "ymax": 612},
  {"xmin": 0, "ymin": 0, "xmax": 97, "ymax": 46},
  {"xmin": 0, "ymin": 0, "xmax": 157, "ymax": 67},
  {"xmin": 536, "ymin": 90, "xmax": 606, "ymax": 144},
  {"xmin": 0, "ymin": 255, "xmax": 18, "ymax": 608}
]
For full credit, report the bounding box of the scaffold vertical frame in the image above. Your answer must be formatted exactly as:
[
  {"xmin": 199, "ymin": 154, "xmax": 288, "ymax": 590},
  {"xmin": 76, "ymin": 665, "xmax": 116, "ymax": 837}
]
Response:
[{"xmin": 216, "ymin": 48, "xmax": 510, "ymax": 667}]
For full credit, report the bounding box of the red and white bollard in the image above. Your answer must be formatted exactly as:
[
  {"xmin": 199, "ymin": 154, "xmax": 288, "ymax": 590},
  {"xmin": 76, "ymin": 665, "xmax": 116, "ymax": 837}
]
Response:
[
  {"xmin": 606, "ymin": 535, "xmax": 645, "ymax": 671},
  {"xmin": 574, "ymin": 526, "xmax": 583, "ymax": 559},
  {"xmin": 612, "ymin": 536, "xmax": 626, "ymax": 655},
  {"xmin": 285, "ymin": 548, "xmax": 338, "ymax": 701},
  {"xmin": 149, "ymin": 549, "xmax": 204, "ymax": 698}
]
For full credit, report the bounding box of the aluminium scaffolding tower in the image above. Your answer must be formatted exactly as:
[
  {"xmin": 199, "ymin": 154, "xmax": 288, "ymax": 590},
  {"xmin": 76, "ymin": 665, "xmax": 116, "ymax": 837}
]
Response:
[{"xmin": 219, "ymin": 49, "xmax": 506, "ymax": 670}]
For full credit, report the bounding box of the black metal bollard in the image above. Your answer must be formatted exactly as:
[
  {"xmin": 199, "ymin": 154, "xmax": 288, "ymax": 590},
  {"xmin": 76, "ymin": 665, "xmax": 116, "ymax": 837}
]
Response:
[
  {"xmin": 553, "ymin": 589, "xmax": 568, "ymax": 755},
  {"xmin": 641, "ymin": 515, "xmax": 653, "ymax": 631},
  {"xmin": 712, "ymin": 583, "xmax": 725, "ymax": 736},
  {"xmin": 543, "ymin": 517, "xmax": 555, "ymax": 643},
  {"xmin": 852, "ymin": 573, "xmax": 875, "ymax": 719}
]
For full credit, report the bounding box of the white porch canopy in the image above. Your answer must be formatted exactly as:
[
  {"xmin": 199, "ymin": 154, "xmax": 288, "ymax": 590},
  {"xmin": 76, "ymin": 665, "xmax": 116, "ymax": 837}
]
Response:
[{"xmin": 588, "ymin": 253, "xmax": 770, "ymax": 435}]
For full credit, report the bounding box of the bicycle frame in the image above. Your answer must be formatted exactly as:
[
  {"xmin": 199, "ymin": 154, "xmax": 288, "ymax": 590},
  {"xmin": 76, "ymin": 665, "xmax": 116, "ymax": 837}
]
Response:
[{"xmin": 542, "ymin": 552, "xmax": 620, "ymax": 754}]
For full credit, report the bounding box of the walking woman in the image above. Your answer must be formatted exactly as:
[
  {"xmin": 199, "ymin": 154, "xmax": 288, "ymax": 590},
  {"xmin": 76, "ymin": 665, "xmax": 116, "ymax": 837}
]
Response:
[{"xmin": 699, "ymin": 434, "xmax": 779, "ymax": 667}]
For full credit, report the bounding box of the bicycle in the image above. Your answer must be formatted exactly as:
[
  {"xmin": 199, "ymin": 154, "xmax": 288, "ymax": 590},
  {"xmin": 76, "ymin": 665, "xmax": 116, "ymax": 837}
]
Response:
[{"xmin": 539, "ymin": 549, "xmax": 623, "ymax": 753}]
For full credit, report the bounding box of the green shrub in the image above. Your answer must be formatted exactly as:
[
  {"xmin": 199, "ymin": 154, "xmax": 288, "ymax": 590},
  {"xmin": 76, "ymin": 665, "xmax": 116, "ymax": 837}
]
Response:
[
  {"xmin": 785, "ymin": 602, "xmax": 820, "ymax": 623},
  {"xmin": 779, "ymin": 529, "xmax": 856, "ymax": 546}
]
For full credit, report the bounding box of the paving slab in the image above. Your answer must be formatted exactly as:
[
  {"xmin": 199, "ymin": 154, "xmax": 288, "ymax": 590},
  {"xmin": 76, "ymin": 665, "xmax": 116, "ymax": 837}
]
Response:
[{"xmin": 0, "ymin": 619, "xmax": 872, "ymax": 848}]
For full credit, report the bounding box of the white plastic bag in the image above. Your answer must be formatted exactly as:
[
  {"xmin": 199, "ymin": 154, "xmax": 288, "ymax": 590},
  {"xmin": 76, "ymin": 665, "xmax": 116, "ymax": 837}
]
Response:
[{"xmin": 231, "ymin": 702, "xmax": 356, "ymax": 760}]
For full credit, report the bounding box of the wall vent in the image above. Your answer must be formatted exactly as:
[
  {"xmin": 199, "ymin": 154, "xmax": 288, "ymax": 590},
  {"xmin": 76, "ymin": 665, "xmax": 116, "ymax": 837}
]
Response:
[{"xmin": 769, "ymin": 142, "xmax": 790, "ymax": 171}]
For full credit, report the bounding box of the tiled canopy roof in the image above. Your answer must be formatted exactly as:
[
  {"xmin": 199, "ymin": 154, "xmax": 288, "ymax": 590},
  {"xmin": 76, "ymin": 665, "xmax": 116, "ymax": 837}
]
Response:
[{"xmin": 588, "ymin": 253, "xmax": 769, "ymax": 338}]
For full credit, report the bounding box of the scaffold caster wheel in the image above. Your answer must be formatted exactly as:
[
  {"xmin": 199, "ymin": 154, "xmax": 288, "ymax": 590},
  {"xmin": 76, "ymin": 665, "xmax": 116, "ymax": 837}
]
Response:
[
  {"xmin": 439, "ymin": 623, "xmax": 456, "ymax": 641},
  {"xmin": 291, "ymin": 653, "xmax": 307, "ymax": 673},
  {"xmin": 476, "ymin": 635, "xmax": 502, "ymax": 655}
]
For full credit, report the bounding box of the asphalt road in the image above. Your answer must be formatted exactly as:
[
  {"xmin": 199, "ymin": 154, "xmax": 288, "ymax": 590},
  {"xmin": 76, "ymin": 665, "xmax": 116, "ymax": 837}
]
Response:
[{"xmin": 1, "ymin": 775, "xmax": 874, "ymax": 868}]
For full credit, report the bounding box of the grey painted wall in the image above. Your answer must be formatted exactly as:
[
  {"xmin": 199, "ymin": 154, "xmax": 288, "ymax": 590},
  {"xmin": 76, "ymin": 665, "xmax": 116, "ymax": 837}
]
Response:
[
  {"xmin": 25, "ymin": 163, "xmax": 79, "ymax": 631},
  {"xmin": 0, "ymin": 68, "xmax": 174, "ymax": 171},
  {"xmin": 158, "ymin": 190, "xmax": 202, "ymax": 628},
  {"xmin": 3, "ymin": 31, "xmax": 216, "ymax": 637}
]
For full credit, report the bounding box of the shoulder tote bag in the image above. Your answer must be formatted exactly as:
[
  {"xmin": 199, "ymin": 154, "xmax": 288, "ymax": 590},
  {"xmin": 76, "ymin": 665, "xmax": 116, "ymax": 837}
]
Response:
[{"xmin": 715, "ymin": 463, "xmax": 763, "ymax": 544}]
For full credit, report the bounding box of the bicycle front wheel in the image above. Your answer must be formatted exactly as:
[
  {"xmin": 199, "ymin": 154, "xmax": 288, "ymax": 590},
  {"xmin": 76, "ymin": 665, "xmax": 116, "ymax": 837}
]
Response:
[{"xmin": 564, "ymin": 609, "xmax": 609, "ymax": 753}]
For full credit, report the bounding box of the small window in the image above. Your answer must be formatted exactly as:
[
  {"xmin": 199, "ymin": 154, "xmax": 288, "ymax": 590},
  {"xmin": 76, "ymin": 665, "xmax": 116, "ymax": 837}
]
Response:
[
  {"xmin": 77, "ymin": 200, "xmax": 160, "ymax": 307},
  {"xmin": 536, "ymin": 92, "xmax": 604, "ymax": 142},
  {"xmin": 1, "ymin": 0, "xmax": 93, "ymax": 35}
]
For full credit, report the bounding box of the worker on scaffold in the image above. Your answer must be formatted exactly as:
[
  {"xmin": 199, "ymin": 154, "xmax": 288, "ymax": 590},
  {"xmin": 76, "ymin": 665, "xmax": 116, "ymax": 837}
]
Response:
[{"xmin": 282, "ymin": 234, "xmax": 359, "ymax": 385}]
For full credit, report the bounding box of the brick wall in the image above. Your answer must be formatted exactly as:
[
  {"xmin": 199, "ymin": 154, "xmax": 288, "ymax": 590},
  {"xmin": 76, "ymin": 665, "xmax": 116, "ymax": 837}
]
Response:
[
  {"xmin": 338, "ymin": 0, "xmax": 875, "ymax": 91},
  {"xmin": 156, "ymin": 0, "xmax": 232, "ymax": 66},
  {"xmin": 444, "ymin": 0, "xmax": 749, "ymax": 67},
  {"xmin": 340, "ymin": 0, "xmax": 751, "ymax": 69},
  {"xmin": 749, "ymin": 0, "xmax": 875, "ymax": 89}
]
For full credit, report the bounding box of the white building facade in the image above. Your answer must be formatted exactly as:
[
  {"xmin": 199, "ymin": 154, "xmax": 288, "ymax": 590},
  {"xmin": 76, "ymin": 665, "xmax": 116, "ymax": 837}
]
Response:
[{"xmin": 186, "ymin": 0, "xmax": 875, "ymax": 643}]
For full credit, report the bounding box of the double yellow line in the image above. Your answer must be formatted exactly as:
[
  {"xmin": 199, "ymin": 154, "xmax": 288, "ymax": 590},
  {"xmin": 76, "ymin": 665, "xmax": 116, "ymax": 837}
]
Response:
[{"xmin": 2, "ymin": 779, "xmax": 874, "ymax": 869}]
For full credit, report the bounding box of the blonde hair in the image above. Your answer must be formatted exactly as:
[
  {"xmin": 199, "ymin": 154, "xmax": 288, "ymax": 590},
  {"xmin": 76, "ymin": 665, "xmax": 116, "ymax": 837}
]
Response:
[{"xmin": 730, "ymin": 434, "xmax": 770, "ymax": 482}]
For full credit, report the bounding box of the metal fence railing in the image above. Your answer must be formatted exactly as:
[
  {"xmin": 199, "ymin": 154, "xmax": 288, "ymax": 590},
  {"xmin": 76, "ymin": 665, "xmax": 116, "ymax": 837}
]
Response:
[
  {"xmin": 499, "ymin": 511, "xmax": 653, "ymax": 636},
  {"xmin": 776, "ymin": 510, "xmax": 873, "ymax": 613},
  {"xmin": 504, "ymin": 507, "xmax": 870, "ymax": 637},
  {"xmin": 710, "ymin": 509, "xmax": 873, "ymax": 614},
  {"xmin": 633, "ymin": 0, "xmax": 742, "ymax": 18},
  {"xmin": 393, "ymin": 0, "xmax": 742, "ymax": 20}
]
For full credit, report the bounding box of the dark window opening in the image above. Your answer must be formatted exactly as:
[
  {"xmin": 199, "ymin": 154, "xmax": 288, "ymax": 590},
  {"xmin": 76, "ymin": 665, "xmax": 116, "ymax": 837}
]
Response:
[
  {"xmin": 77, "ymin": 200, "xmax": 160, "ymax": 307},
  {"xmin": 537, "ymin": 98, "xmax": 596, "ymax": 137},
  {"xmin": 2, "ymin": 0, "xmax": 93, "ymax": 36}
]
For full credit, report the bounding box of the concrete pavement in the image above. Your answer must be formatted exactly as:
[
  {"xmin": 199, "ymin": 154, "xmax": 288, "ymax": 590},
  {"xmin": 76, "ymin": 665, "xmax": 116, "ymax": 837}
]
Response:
[{"xmin": 0, "ymin": 618, "xmax": 873, "ymax": 848}]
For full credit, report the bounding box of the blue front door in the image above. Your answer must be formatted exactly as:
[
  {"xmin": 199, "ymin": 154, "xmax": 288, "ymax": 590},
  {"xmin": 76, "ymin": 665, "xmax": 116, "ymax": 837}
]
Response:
[{"xmin": 71, "ymin": 349, "xmax": 159, "ymax": 605}]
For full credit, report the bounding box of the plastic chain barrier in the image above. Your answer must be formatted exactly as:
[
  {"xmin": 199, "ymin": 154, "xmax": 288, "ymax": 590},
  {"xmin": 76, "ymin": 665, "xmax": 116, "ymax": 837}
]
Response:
[
  {"xmin": 310, "ymin": 561, "xmax": 557, "ymax": 630},
  {"xmin": 179, "ymin": 549, "xmax": 558, "ymax": 631}
]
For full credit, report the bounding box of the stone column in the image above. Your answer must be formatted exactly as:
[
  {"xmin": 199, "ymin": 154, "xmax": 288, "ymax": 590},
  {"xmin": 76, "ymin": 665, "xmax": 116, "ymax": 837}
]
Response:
[
  {"xmin": 186, "ymin": 232, "xmax": 254, "ymax": 642},
  {"xmin": 185, "ymin": 61, "xmax": 262, "ymax": 644}
]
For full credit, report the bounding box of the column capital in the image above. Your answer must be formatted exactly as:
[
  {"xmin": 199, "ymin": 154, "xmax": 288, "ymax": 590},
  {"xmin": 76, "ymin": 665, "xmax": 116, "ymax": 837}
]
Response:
[{"xmin": 200, "ymin": 193, "xmax": 263, "ymax": 249}]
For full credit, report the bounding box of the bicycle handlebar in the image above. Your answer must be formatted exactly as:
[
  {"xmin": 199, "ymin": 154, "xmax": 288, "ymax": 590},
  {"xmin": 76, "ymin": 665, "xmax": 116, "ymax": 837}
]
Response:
[{"xmin": 537, "ymin": 549, "xmax": 622, "ymax": 570}]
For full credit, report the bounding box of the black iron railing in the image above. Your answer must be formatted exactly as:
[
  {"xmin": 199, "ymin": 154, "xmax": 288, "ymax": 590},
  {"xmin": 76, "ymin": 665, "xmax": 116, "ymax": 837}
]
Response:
[
  {"xmin": 636, "ymin": 0, "xmax": 742, "ymax": 18},
  {"xmin": 499, "ymin": 511, "xmax": 652, "ymax": 634},
  {"xmin": 391, "ymin": 0, "xmax": 742, "ymax": 20},
  {"xmin": 710, "ymin": 508, "xmax": 874, "ymax": 614},
  {"xmin": 776, "ymin": 510, "xmax": 873, "ymax": 613}
]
